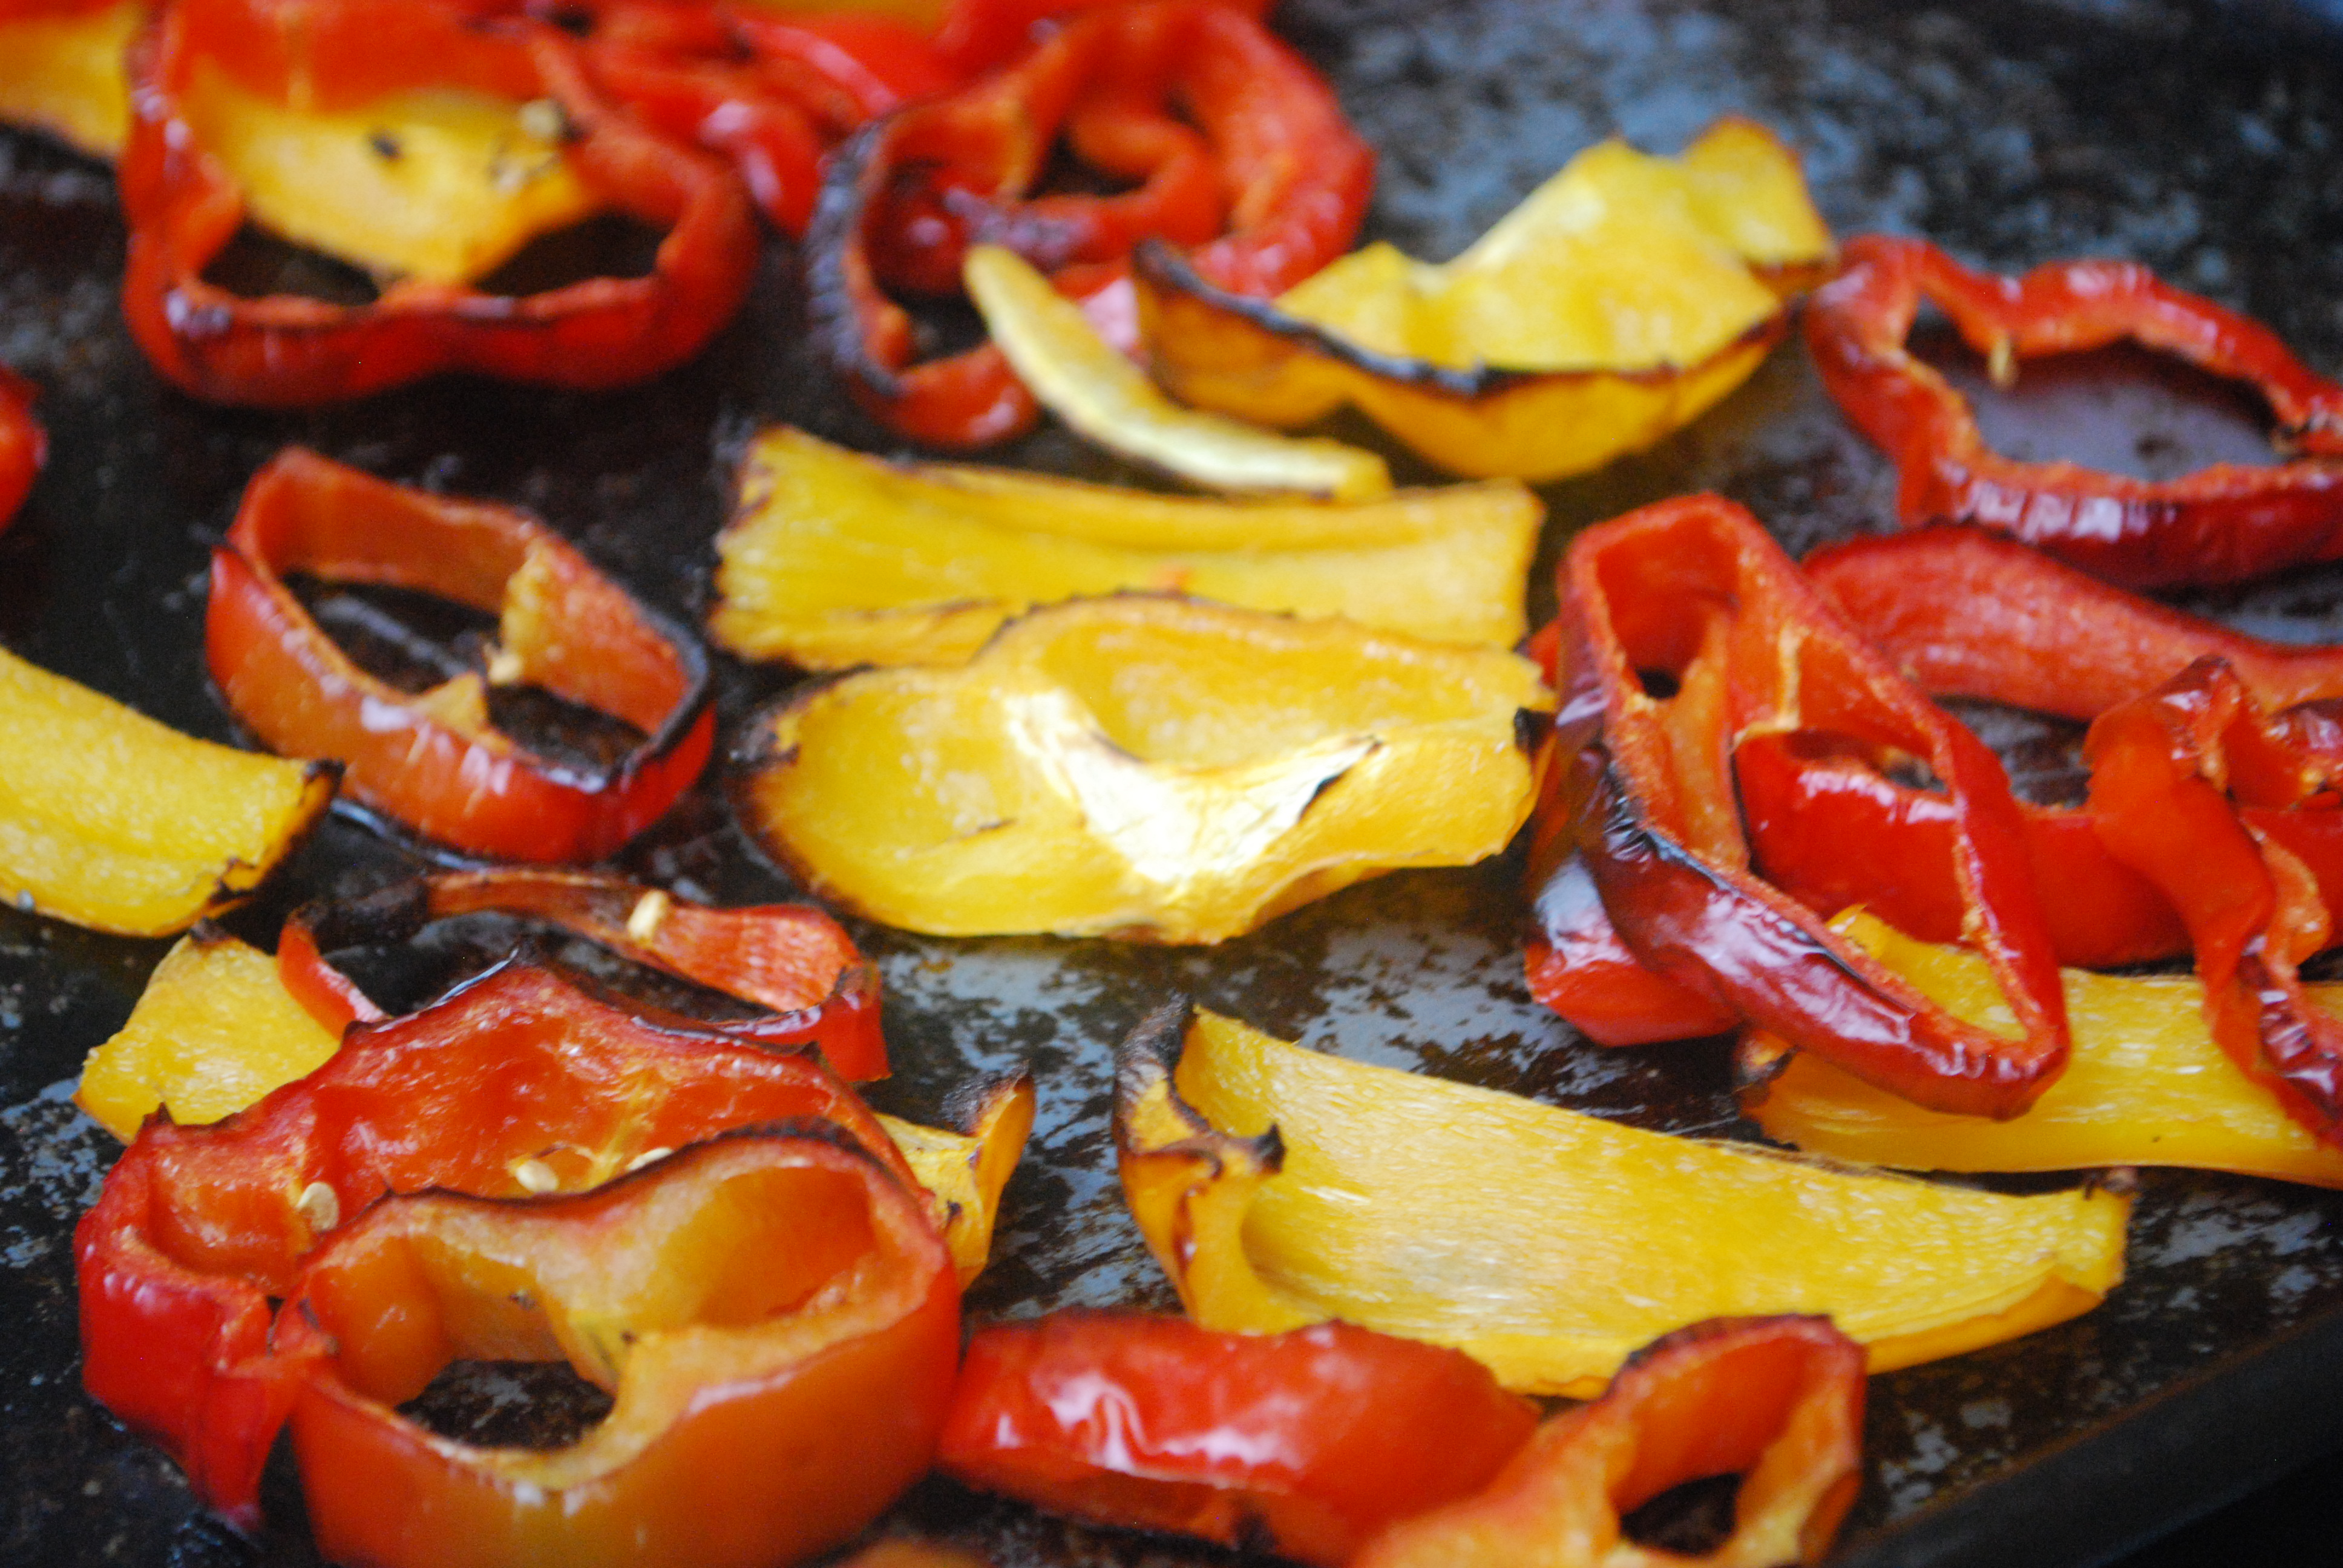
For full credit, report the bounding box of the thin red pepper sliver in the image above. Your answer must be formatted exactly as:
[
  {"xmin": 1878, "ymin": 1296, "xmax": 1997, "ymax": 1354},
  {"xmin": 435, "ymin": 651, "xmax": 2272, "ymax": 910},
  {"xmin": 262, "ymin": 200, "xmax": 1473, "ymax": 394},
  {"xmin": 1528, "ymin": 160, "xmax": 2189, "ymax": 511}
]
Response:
[
  {"xmin": 205, "ymin": 448, "xmax": 715, "ymax": 864},
  {"xmin": 1806, "ymin": 234, "xmax": 2343, "ymax": 588},
  {"xmin": 0, "ymin": 362, "xmax": 42, "ymax": 529},
  {"xmin": 117, "ymin": 0, "xmax": 760, "ymax": 405}
]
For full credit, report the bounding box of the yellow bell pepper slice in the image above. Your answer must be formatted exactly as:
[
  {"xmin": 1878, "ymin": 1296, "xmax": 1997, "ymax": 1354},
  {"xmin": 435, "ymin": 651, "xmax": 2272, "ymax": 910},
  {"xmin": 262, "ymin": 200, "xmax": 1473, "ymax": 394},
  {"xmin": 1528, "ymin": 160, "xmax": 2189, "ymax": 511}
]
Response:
[
  {"xmin": 1745, "ymin": 910, "xmax": 2343, "ymax": 1186},
  {"xmin": 735, "ymin": 595, "xmax": 1549, "ymax": 942},
  {"xmin": 1115, "ymin": 1002, "xmax": 2129, "ymax": 1396},
  {"xmin": 1135, "ymin": 116, "xmax": 1832, "ymax": 481},
  {"xmin": 965, "ymin": 245, "xmax": 1392, "ymax": 501},
  {"xmin": 0, "ymin": 0, "xmax": 143, "ymax": 159},
  {"xmin": 0, "ymin": 644, "xmax": 335, "ymax": 936},
  {"xmin": 709, "ymin": 426, "xmax": 1538, "ymax": 669},
  {"xmin": 76, "ymin": 926, "xmax": 344, "ymax": 1141},
  {"xmin": 179, "ymin": 61, "xmax": 600, "ymax": 284},
  {"xmin": 876, "ymin": 1070, "xmax": 1036, "ymax": 1285}
]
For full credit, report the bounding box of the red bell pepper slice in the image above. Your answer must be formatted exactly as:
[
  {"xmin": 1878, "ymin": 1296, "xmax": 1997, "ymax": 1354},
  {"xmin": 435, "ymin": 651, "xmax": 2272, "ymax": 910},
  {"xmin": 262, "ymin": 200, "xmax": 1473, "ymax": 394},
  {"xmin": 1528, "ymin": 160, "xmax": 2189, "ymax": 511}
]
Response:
[
  {"xmin": 1806, "ymin": 234, "xmax": 2343, "ymax": 589},
  {"xmin": 1352, "ymin": 1316, "xmax": 1866, "ymax": 1568},
  {"xmin": 2085, "ymin": 657, "xmax": 2343, "ymax": 1145},
  {"xmin": 1525, "ymin": 494, "xmax": 2070, "ymax": 1118},
  {"xmin": 74, "ymin": 958, "xmax": 916, "ymax": 1528},
  {"xmin": 205, "ymin": 448, "xmax": 715, "ymax": 863},
  {"xmin": 274, "ymin": 1125, "xmax": 958, "ymax": 1568},
  {"xmin": 938, "ymin": 1311, "xmax": 1539, "ymax": 1567},
  {"xmin": 278, "ymin": 867, "xmax": 889, "ymax": 1079},
  {"xmin": 117, "ymin": 0, "xmax": 760, "ymax": 405},
  {"xmin": 807, "ymin": 0, "xmax": 1372, "ymax": 448},
  {"xmin": 0, "ymin": 362, "xmax": 42, "ymax": 530}
]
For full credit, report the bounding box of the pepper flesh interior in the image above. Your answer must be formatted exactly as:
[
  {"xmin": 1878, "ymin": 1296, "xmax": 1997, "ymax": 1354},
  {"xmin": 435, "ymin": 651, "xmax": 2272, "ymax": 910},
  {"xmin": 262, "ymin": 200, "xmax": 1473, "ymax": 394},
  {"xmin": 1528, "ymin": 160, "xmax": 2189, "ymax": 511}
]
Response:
[
  {"xmin": 0, "ymin": 642, "xmax": 332, "ymax": 936},
  {"xmin": 736, "ymin": 595, "xmax": 1548, "ymax": 941},
  {"xmin": 0, "ymin": 0, "xmax": 142, "ymax": 157},
  {"xmin": 179, "ymin": 62, "xmax": 600, "ymax": 284},
  {"xmin": 1116, "ymin": 1004, "xmax": 2129, "ymax": 1396},
  {"xmin": 1745, "ymin": 910, "xmax": 2343, "ymax": 1186},
  {"xmin": 710, "ymin": 426, "xmax": 1537, "ymax": 668}
]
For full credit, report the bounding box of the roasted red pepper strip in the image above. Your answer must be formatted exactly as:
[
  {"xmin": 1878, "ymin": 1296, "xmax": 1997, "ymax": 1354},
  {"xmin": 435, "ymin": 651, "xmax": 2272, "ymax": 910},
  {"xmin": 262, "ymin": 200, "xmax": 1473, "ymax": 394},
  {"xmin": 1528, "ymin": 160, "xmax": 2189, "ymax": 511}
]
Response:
[
  {"xmin": 274, "ymin": 1125, "xmax": 958, "ymax": 1568},
  {"xmin": 74, "ymin": 958, "xmax": 916, "ymax": 1527},
  {"xmin": 1527, "ymin": 494, "xmax": 2069, "ymax": 1117},
  {"xmin": 279, "ymin": 868, "xmax": 888, "ymax": 1079},
  {"xmin": 0, "ymin": 362, "xmax": 41, "ymax": 529},
  {"xmin": 1353, "ymin": 1316, "xmax": 1866, "ymax": 1568},
  {"xmin": 808, "ymin": 0, "xmax": 1372, "ymax": 448},
  {"xmin": 2085, "ymin": 658, "xmax": 2343, "ymax": 1145},
  {"xmin": 1806, "ymin": 234, "xmax": 2343, "ymax": 588},
  {"xmin": 206, "ymin": 448, "xmax": 715, "ymax": 863},
  {"xmin": 118, "ymin": 0, "xmax": 759, "ymax": 405},
  {"xmin": 939, "ymin": 1311, "xmax": 1538, "ymax": 1567}
]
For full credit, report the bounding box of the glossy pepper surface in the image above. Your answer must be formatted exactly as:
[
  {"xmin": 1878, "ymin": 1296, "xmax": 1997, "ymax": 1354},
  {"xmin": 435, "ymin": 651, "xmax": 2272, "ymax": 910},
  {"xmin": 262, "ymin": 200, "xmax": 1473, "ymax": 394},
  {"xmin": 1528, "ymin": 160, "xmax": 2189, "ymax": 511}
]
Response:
[
  {"xmin": 275, "ymin": 1125, "xmax": 959, "ymax": 1568},
  {"xmin": 1526, "ymin": 494, "xmax": 2070, "ymax": 1118},
  {"xmin": 74, "ymin": 959, "xmax": 914, "ymax": 1527},
  {"xmin": 119, "ymin": 0, "xmax": 759, "ymax": 404},
  {"xmin": 940, "ymin": 1311, "xmax": 1537, "ymax": 1566},
  {"xmin": 206, "ymin": 449, "xmax": 714, "ymax": 863},
  {"xmin": 0, "ymin": 361, "xmax": 41, "ymax": 528},
  {"xmin": 807, "ymin": 0, "xmax": 1372, "ymax": 447},
  {"xmin": 1353, "ymin": 1316, "xmax": 1866, "ymax": 1568},
  {"xmin": 1805, "ymin": 234, "xmax": 2343, "ymax": 588}
]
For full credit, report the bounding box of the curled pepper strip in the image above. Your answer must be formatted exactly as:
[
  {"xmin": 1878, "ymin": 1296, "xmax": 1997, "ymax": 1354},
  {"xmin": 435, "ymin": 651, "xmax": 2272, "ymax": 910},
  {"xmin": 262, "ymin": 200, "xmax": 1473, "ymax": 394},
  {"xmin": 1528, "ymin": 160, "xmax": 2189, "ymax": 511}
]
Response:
[
  {"xmin": 1806, "ymin": 234, "xmax": 2343, "ymax": 588},
  {"xmin": 938, "ymin": 1311, "xmax": 1539, "ymax": 1567},
  {"xmin": 278, "ymin": 868, "xmax": 888, "ymax": 1079},
  {"xmin": 206, "ymin": 448, "xmax": 715, "ymax": 863},
  {"xmin": 2085, "ymin": 657, "xmax": 2343, "ymax": 1145},
  {"xmin": 275, "ymin": 1125, "xmax": 959, "ymax": 1568},
  {"xmin": 1530, "ymin": 494, "xmax": 2069, "ymax": 1118},
  {"xmin": 807, "ymin": 0, "xmax": 1372, "ymax": 447},
  {"xmin": 1352, "ymin": 1316, "xmax": 1866, "ymax": 1568},
  {"xmin": 119, "ymin": 0, "xmax": 759, "ymax": 405},
  {"xmin": 0, "ymin": 362, "xmax": 42, "ymax": 528},
  {"xmin": 73, "ymin": 958, "xmax": 916, "ymax": 1527}
]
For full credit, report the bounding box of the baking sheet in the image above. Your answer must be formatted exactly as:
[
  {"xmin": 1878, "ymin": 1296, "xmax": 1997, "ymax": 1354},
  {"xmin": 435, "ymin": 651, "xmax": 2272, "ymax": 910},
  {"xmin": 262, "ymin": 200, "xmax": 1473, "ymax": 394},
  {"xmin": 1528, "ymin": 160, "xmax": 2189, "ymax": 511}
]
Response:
[{"xmin": 8, "ymin": 0, "xmax": 2343, "ymax": 1563}]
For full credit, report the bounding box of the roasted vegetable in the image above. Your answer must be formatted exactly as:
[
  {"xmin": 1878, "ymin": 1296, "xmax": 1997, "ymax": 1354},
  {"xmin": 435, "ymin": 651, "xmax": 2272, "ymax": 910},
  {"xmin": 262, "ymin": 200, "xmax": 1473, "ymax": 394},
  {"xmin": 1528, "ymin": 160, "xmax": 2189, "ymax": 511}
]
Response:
[
  {"xmin": 0, "ymin": 0, "xmax": 142, "ymax": 157},
  {"xmin": 1134, "ymin": 117, "xmax": 1832, "ymax": 480},
  {"xmin": 74, "ymin": 959, "xmax": 914, "ymax": 1526},
  {"xmin": 1805, "ymin": 234, "xmax": 2343, "ymax": 588},
  {"xmin": 735, "ymin": 595, "xmax": 1547, "ymax": 942},
  {"xmin": 939, "ymin": 1312, "xmax": 1538, "ymax": 1566},
  {"xmin": 0, "ymin": 641, "xmax": 333, "ymax": 936},
  {"xmin": 875, "ymin": 1070, "xmax": 1034, "ymax": 1284},
  {"xmin": 1744, "ymin": 910, "xmax": 2343, "ymax": 1186},
  {"xmin": 1353, "ymin": 1316, "xmax": 1866, "ymax": 1568},
  {"xmin": 1114, "ymin": 1001, "xmax": 2129, "ymax": 1396},
  {"xmin": 0, "ymin": 362, "xmax": 41, "ymax": 529},
  {"xmin": 207, "ymin": 449, "xmax": 714, "ymax": 863},
  {"xmin": 120, "ymin": 0, "xmax": 759, "ymax": 403},
  {"xmin": 275, "ymin": 1127, "xmax": 959, "ymax": 1568},
  {"xmin": 709, "ymin": 426, "xmax": 1537, "ymax": 669},
  {"xmin": 963, "ymin": 244, "xmax": 1392, "ymax": 499}
]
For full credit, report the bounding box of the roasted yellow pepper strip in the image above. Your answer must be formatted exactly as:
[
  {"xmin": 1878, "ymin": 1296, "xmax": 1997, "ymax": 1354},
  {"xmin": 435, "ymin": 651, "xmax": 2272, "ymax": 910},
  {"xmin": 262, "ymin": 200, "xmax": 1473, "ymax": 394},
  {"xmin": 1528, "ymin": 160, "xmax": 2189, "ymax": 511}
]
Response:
[
  {"xmin": 1115, "ymin": 1001, "xmax": 2129, "ymax": 1397},
  {"xmin": 965, "ymin": 245, "xmax": 1392, "ymax": 501},
  {"xmin": 179, "ymin": 63, "xmax": 598, "ymax": 283},
  {"xmin": 710, "ymin": 427, "xmax": 1537, "ymax": 669},
  {"xmin": 76, "ymin": 927, "xmax": 343, "ymax": 1142},
  {"xmin": 876, "ymin": 1070, "xmax": 1037, "ymax": 1285},
  {"xmin": 1135, "ymin": 117, "xmax": 1832, "ymax": 481},
  {"xmin": 0, "ymin": 0, "xmax": 143, "ymax": 158},
  {"xmin": 0, "ymin": 644, "xmax": 334, "ymax": 936},
  {"xmin": 735, "ymin": 595, "xmax": 1549, "ymax": 942},
  {"xmin": 1744, "ymin": 910, "xmax": 2343, "ymax": 1186}
]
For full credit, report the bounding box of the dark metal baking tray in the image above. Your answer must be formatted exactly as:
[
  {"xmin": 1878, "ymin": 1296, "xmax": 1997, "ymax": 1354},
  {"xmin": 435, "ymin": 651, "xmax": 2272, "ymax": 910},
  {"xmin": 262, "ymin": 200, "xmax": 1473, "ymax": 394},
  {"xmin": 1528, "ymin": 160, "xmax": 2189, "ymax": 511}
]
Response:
[{"xmin": 8, "ymin": 0, "xmax": 2343, "ymax": 1563}]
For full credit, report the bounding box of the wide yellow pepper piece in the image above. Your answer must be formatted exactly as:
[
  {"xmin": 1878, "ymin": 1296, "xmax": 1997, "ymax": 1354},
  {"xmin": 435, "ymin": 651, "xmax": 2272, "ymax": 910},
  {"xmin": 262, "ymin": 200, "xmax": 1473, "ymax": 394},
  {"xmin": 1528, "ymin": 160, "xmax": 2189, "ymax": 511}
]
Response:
[
  {"xmin": 1115, "ymin": 1002, "xmax": 2129, "ymax": 1396},
  {"xmin": 0, "ymin": 644, "xmax": 334, "ymax": 935},
  {"xmin": 180, "ymin": 62, "xmax": 599, "ymax": 283},
  {"xmin": 1745, "ymin": 910, "xmax": 2343, "ymax": 1186},
  {"xmin": 735, "ymin": 596, "xmax": 1549, "ymax": 942},
  {"xmin": 0, "ymin": 0, "xmax": 143, "ymax": 158},
  {"xmin": 876, "ymin": 1070, "xmax": 1036, "ymax": 1285},
  {"xmin": 1135, "ymin": 117, "xmax": 1833, "ymax": 481},
  {"xmin": 76, "ymin": 926, "xmax": 343, "ymax": 1141},
  {"xmin": 965, "ymin": 245, "xmax": 1394, "ymax": 501},
  {"xmin": 709, "ymin": 426, "xmax": 1538, "ymax": 669}
]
